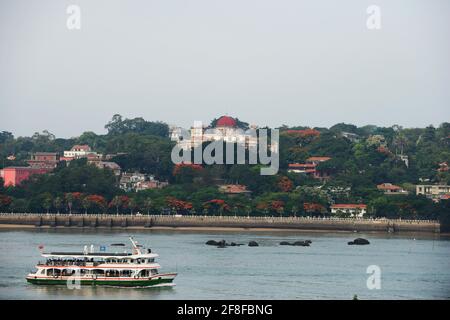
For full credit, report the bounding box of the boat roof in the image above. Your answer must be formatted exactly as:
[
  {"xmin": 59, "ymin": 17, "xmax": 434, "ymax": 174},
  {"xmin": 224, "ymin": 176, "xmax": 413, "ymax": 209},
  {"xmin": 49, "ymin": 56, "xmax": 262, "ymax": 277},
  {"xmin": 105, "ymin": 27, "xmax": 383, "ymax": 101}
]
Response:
[
  {"xmin": 49, "ymin": 252, "xmax": 132, "ymax": 256},
  {"xmin": 42, "ymin": 252, "xmax": 158, "ymax": 259}
]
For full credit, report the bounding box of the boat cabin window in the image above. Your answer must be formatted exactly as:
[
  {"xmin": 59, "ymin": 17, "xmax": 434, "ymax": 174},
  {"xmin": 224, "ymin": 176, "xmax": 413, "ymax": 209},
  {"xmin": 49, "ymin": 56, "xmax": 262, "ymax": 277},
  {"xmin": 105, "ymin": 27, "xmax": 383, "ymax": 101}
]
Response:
[
  {"xmin": 140, "ymin": 270, "xmax": 150, "ymax": 277},
  {"xmin": 151, "ymin": 269, "xmax": 158, "ymax": 275},
  {"xmin": 92, "ymin": 269, "xmax": 105, "ymax": 275},
  {"xmin": 61, "ymin": 269, "xmax": 76, "ymax": 276},
  {"xmin": 105, "ymin": 270, "xmax": 120, "ymax": 277},
  {"xmin": 120, "ymin": 270, "xmax": 132, "ymax": 277},
  {"xmin": 47, "ymin": 269, "xmax": 61, "ymax": 276}
]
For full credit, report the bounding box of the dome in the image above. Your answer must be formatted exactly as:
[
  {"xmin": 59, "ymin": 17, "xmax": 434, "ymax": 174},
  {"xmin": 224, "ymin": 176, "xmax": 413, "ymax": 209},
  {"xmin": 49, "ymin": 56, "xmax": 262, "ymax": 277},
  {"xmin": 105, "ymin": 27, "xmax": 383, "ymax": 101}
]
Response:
[{"xmin": 215, "ymin": 116, "xmax": 237, "ymax": 127}]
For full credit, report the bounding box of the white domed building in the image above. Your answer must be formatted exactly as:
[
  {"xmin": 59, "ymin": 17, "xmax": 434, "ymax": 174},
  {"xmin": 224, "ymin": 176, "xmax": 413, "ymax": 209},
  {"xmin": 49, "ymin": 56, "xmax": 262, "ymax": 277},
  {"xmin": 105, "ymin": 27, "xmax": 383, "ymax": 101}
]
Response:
[{"xmin": 171, "ymin": 116, "xmax": 259, "ymax": 150}]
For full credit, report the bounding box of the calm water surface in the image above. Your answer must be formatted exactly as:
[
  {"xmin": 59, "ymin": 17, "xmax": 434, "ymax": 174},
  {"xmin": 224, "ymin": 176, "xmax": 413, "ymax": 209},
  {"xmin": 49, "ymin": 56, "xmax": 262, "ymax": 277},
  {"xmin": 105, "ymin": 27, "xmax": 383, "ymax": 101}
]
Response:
[{"xmin": 0, "ymin": 228, "xmax": 449, "ymax": 299}]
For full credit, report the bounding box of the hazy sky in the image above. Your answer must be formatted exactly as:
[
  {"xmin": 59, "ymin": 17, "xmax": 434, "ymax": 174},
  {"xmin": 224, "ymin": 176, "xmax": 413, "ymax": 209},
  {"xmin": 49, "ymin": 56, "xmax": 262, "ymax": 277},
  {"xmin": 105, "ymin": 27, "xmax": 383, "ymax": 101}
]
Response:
[{"xmin": 1, "ymin": 0, "xmax": 449, "ymax": 137}]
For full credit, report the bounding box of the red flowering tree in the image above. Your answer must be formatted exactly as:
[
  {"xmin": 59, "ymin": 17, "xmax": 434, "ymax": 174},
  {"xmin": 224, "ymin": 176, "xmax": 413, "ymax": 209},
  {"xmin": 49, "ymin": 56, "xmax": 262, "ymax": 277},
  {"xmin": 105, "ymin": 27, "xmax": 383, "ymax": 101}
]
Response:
[
  {"xmin": 271, "ymin": 200, "xmax": 285, "ymax": 217},
  {"xmin": 203, "ymin": 199, "xmax": 230, "ymax": 216},
  {"xmin": 303, "ymin": 202, "xmax": 326, "ymax": 215},
  {"xmin": 65, "ymin": 192, "xmax": 83, "ymax": 214},
  {"xmin": 277, "ymin": 176, "xmax": 293, "ymax": 192},
  {"xmin": 284, "ymin": 129, "xmax": 320, "ymax": 137},
  {"xmin": 256, "ymin": 202, "xmax": 269, "ymax": 216},
  {"xmin": 83, "ymin": 195, "xmax": 107, "ymax": 214},
  {"xmin": 173, "ymin": 163, "xmax": 203, "ymax": 175},
  {"xmin": 166, "ymin": 197, "xmax": 193, "ymax": 215},
  {"xmin": 282, "ymin": 129, "xmax": 320, "ymax": 145},
  {"xmin": 0, "ymin": 195, "xmax": 12, "ymax": 212},
  {"xmin": 109, "ymin": 195, "xmax": 130, "ymax": 215}
]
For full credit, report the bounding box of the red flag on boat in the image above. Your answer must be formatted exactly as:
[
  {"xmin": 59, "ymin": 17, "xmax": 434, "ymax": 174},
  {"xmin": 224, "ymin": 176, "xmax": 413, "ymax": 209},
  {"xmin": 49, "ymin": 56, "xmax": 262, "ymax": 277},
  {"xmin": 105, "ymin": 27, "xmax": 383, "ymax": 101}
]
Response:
[{"xmin": 38, "ymin": 245, "xmax": 44, "ymax": 251}]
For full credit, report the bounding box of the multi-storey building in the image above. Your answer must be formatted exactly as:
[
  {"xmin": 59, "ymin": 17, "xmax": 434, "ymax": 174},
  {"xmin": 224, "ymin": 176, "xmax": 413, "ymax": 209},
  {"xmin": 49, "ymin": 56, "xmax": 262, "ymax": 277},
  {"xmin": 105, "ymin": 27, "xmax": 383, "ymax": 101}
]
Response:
[
  {"xmin": 27, "ymin": 152, "xmax": 60, "ymax": 169},
  {"xmin": 416, "ymin": 184, "xmax": 450, "ymax": 201},
  {"xmin": 0, "ymin": 167, "xmax": 50, "ymax": 187},
  {"xmin": 170, "ymin": 116, "xmax": 260, "ymax": 151}
]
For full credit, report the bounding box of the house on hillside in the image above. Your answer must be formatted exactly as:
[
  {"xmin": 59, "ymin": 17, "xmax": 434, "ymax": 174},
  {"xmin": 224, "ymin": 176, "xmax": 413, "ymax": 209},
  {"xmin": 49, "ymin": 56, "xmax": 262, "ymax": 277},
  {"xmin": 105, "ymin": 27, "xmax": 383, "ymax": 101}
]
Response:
[
  {"xmin": 340, "ymin": 132, "xmax": 360, "ymax": 143},
  {"xmin": 27, "ymin": 152, "xmax": 60, "ymax": 169},
  {"xmin": 88, "ymin": 159, "xmax": 121, "ymax": 176},
  {"xmin": 170, "ymin": 115, "xmax": 261, "ymax": 151},
  {"xmin": 119, "ymin": 172, "xmax": 168, "ymax": 192},
  {"xmin": 288, "ymin": 156, "xmax": 332, "ymax": 180},
  {"xmin": 63, "ymin": 145, "xmax": 98, "ymax": 159},
  {"xmin": 218, "ymin": 184, "xmax": 252, "ymax": 197},
  {"xmin": 416, "ymin": 184, "xmax": 450, "ymax": 202},
  {"xmin": 377, "ymin": 183, "xmax": 409, "ymax": 195},
  {"xmin": 0, "ymin": 167, "xmax": 51, "ymax": 187}
]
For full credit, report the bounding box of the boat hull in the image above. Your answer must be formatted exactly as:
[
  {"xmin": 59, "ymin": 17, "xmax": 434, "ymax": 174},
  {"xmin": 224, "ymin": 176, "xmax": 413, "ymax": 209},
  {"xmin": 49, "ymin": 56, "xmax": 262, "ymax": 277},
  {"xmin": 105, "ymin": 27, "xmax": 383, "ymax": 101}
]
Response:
[{"xmin": 26, "ymin": 274, "xmax": 177, "ymax": 287}]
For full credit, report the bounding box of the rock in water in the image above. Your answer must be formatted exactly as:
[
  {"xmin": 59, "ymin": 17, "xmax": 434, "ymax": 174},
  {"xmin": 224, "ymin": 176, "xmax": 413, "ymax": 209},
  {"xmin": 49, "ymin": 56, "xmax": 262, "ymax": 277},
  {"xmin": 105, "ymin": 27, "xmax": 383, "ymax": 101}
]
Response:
[
  {"xmin": 248, "ymin": 241, "xmax": 259, "ymax": 247},
  {"xmin": 293, "ymin": 241, "xmax": 310, "ymax": 247},
  {"xmin": 206, "ymin": 240, "xmax": 219, "ymax": 246},
  {"xmin": 279, "ymin": 241, "xmax": 291, "ymax": 245},
  {"xmin": 348, "ymin": 238, "xmax": 370, "ymax": 245}
]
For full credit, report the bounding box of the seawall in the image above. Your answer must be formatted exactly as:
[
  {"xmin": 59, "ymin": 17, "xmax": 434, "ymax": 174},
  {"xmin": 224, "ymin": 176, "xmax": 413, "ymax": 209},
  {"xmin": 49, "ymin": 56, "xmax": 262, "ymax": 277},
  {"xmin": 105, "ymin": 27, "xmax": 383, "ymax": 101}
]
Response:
[{"xmin": 0, "ymin": 213, "xmax": 441, "ymax": 233}]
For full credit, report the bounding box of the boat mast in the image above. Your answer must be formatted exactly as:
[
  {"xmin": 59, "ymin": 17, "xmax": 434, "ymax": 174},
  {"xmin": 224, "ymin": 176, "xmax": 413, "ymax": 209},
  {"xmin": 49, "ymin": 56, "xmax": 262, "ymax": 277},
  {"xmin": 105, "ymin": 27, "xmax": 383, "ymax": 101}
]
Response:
[{"xmin": 129, "ymin": 237, "xmax": 142, "ymax": 255}]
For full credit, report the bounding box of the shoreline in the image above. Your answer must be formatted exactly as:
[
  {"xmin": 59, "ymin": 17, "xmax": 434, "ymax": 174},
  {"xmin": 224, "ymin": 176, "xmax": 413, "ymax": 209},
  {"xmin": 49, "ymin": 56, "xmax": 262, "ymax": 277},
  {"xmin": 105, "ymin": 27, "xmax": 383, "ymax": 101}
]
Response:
[
  {"xmin": 0, "ymin": 224, "xmax": 446, "ymax": 237},
  {"xmin": 0, "ymin": 214, "xmax": 441, "ymax": 234}
]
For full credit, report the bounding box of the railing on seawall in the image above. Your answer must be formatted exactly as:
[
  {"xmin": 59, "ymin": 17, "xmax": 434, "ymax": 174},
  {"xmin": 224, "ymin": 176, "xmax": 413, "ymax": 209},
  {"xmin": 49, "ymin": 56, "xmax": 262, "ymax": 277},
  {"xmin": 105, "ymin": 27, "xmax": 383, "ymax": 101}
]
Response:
[{"xmin": 0, "ymin": 212, "xmax": 441, "ymax": 233}]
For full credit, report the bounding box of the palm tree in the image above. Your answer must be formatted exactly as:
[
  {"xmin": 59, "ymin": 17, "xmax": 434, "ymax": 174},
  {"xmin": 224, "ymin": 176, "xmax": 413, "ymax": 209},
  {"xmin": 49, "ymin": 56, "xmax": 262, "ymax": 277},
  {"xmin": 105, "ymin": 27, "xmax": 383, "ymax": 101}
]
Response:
[
  {"xmin": 129, "ymin": 198, "xmax": 137, "ymax": 216},
  {"xmin": 110, "ymin": 196, "xmax": 122, "ymax": 216},
  {"xmin": 277, "ymin": 207, "xmax": 284, "ymax": 218},
  {"xmin": 54, "ymin": 197, "xmax": 63, "ymax": 214},
  {"xmin": 42, "ymin": 195, "xmax": 52, "ymax": 214},
  {"xmin": 82, "ymin": 197, "xmax": 90, "ymax": 215},
  {"xmin": 245, "ymin": 206, "xmax": 251, "ymax": 218},
  {"xmin": 143, "ymin": 198, "xmax": 153, "ymax": 215},
  {"xmin": 65, "ymin": 193, "xmax": 74, "ymax": 215},
  {"xmin": 291, "ymin": 206, "xmax": 298, "ymax": 218}
]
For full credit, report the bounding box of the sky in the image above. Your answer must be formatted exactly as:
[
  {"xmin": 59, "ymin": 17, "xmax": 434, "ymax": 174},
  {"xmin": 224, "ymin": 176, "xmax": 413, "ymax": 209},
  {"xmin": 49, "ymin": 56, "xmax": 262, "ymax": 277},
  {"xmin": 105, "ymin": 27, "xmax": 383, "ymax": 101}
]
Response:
[{"xmin": 0, "ymin": 0, "xmax": 449, "ymax": 138}]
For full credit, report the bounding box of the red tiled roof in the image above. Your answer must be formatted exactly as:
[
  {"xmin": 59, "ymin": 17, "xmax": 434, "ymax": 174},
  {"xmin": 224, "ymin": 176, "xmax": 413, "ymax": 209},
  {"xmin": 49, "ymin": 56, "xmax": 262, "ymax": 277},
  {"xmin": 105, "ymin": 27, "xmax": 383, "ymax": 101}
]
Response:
[
  {"xmin": 216, "ymin": 116, "xmax": 237, "ymax": 127},
  {"xmin": 377, "ymin": 183, "xmax": 401, "ymax": 191},
  {"xmin": 307, "ymin": 157, "xmax": 331, "ymax": 162},
  {"xmin": 219, "ymin": 184, "xmax": 251, "ymax": 194},
  {"xmin": 285, "ymin": 129, "xmax": 320, "ymax": 137},
  {"xmin": 71, "ymin": 145, "xmax": 91, "ymax": 151},
  {"xmin": 288, "ymin": 163, "xmax": 317, "ymax": 168},
  {"xmin": 331, "ymin": 204, "xmax": 367, "ymax": 209}
]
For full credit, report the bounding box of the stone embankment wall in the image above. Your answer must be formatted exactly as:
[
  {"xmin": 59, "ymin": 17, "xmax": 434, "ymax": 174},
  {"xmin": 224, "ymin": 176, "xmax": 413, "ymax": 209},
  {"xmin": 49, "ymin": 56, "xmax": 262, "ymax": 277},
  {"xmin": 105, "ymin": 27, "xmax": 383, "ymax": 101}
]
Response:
[{"xmin": 0, "ymin": 214, "xmax": 441, "ymax": 233}]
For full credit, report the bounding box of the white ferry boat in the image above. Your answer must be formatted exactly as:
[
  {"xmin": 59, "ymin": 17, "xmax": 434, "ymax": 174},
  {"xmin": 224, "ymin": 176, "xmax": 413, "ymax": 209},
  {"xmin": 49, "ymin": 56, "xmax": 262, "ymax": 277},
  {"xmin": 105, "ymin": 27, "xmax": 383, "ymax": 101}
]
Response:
[{"xmin": 26, "ymin": 237, "xmax": 177, "ymax": 287}]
